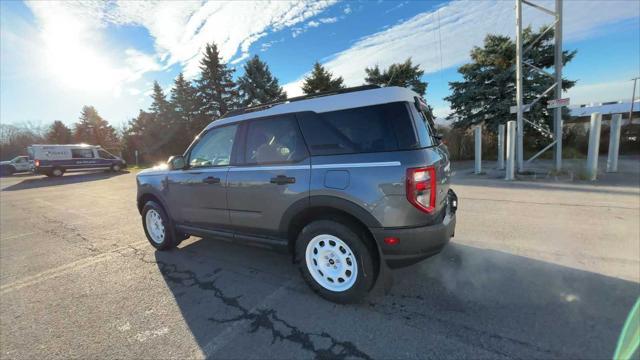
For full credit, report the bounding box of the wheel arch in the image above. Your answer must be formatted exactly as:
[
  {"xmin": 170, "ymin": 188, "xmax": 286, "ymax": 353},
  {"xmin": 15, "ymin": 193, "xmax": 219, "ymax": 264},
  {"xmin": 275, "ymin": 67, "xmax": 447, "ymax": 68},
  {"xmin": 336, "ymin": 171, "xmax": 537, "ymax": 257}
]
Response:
[
  {"xmin": 137, "ymin": 190, "xmax": 172, "ymax": 219},
  {"xmin": 281, "ymin": 196, "xmax": 382, "ymax": 269}
]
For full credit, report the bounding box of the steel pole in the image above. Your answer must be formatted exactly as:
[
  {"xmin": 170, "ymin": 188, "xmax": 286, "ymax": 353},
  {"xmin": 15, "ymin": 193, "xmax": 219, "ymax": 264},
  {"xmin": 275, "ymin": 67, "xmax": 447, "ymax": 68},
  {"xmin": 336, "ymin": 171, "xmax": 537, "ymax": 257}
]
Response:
[
  {"xmin": 506, "ymin": 121, "xmax": 516, "ymax": 180},
  {"xmin": 553, "ymin": 0, "xmax": 563, "ymax": 172},
  {"xmin": 586, "ymin": 112, "xmax": 602, "ymax": 181},
  {"xmin": 498, "ymin": 124, "xmax": 505, "ymax": 170},
  {"xmin": 516, "ymin": 0, "xmax": 524, "ymax": 173},
  {"xmin": 629, "ymin": 77, "xmax": 638, "ymax": 125},
  {"xmin": 607, "ymin": 113, "xmax": 622, "ymax": 172},
  {"xmin": 474, "ymin": 125, "xmax": 482, "ymax": 174}
]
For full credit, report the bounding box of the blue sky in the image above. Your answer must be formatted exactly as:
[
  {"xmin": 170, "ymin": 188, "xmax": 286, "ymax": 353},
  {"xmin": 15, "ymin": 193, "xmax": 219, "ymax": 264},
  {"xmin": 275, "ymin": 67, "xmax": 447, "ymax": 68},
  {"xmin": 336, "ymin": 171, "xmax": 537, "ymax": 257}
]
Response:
[{"xmin": 1, "ymin": 0, "xmax": 639, "ymax": 128}]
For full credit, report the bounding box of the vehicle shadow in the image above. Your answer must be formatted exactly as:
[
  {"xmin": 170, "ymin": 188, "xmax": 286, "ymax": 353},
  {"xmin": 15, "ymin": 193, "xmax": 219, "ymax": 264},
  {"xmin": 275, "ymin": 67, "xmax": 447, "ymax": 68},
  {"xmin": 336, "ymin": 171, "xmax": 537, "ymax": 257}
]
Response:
[
  {"xmin": 1, "ymin": 170, "xmax": 129, "ymax": 191},
  {"xmin": 154, "ymin": 238, "xmax": 639, "ymax": 359}
]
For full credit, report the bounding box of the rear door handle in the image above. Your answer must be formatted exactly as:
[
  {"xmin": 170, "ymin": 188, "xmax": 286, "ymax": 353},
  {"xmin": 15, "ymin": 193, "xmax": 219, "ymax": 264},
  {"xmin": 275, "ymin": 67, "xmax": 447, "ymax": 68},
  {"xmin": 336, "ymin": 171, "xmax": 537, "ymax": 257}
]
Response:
[
  {"xmin": 270, "ymin": 175, "xmax": 296, "ymax": 185},
  {"xmin": 203, "ymin": 176, "xmax": 221, "ymax": 184}
]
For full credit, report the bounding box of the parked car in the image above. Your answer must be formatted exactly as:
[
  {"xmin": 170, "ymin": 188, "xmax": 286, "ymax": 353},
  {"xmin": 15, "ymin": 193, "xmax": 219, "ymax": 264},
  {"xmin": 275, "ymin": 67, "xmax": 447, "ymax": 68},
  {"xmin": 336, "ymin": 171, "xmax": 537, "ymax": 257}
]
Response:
[
  {"xmin": 136, "ymin": 85, "xmax": 457, "ymax": 303},
  {"xmin": 28, "ymin": 144, "xmax": 126, "ymax": 177},
  {"xmin": 0, "ymin": 156, "xmax": 33, "ymax": 176}
]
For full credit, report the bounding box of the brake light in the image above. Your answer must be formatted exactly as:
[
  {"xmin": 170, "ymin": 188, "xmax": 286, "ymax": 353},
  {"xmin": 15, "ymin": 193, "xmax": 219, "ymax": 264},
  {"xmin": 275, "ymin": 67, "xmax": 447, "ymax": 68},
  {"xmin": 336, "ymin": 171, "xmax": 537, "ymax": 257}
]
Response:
[
  {"xmin": 35, "ymin": 160, "xmax": 40, "ymax": 167},
  {"xmin": 406, "ymin": 166, "xmax": 436, "ymax": 213}
]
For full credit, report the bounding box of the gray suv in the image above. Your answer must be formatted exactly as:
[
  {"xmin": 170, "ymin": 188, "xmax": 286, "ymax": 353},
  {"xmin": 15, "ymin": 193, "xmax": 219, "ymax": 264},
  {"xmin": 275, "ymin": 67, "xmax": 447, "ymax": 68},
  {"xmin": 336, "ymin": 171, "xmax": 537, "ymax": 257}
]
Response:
[{"xmin": 136, "ymin": 85, "xmax": 457, "ymax": 303}]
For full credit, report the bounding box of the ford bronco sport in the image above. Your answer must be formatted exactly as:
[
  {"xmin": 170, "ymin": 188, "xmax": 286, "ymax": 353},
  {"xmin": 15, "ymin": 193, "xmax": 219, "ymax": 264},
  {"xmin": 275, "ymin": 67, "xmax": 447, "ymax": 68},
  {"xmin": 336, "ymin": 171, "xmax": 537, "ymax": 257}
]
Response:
[{"xmin": 136, "ymin": 85, "xmax": 457, "ymax": 303}]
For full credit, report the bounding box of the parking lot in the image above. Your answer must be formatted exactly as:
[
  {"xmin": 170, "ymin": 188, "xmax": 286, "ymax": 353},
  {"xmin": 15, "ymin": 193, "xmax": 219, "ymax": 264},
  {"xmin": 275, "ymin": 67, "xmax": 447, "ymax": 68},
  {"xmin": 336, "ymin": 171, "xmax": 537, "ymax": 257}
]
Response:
[{"xmin": 1, "ymin": 162, "xmax": 639, "ymax": 359}]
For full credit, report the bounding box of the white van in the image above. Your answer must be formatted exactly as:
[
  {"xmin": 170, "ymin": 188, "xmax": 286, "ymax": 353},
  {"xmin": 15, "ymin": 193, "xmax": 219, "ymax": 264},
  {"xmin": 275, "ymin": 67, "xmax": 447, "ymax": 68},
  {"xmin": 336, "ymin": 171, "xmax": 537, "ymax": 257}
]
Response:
[{"xmin": 28, "ymin": 144, "xmax": 126, "ymax": 177}]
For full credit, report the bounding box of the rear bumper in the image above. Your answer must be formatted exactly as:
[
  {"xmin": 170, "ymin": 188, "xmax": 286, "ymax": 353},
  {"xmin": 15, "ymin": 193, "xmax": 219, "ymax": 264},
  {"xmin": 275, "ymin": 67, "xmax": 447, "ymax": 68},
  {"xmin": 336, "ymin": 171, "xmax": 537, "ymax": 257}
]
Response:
[{"xmin": 371, "ymin": 190, "xmax": 457, "ymax": 268}]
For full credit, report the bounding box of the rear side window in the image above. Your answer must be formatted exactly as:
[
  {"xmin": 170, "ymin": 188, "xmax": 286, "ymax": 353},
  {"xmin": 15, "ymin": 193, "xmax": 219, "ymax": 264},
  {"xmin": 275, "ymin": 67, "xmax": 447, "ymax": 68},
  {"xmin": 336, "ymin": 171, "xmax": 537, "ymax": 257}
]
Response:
[
  {"xmin": 244, "ymin": 116, "xmax": 307, "ymax": 164},
  {"xmin": 409, "ymin": 105, "xmax": 437, "ymax": 147},
  {"xmin": 298, "ymin": 102, "xmax": 418, "ymax": 156},
  {"xmin": 71, "ymin": 149, "xmax": 94, "ymax": 158}
]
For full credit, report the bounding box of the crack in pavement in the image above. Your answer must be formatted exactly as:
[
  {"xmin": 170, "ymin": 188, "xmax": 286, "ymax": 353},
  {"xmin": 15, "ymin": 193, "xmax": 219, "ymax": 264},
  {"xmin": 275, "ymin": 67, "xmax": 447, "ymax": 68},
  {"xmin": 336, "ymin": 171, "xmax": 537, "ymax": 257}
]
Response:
[
  {"xmin": 367, "ymin": 298, "xmax": 569, "ymax": 359},
  {"xmin": 123, "ymin": 246, "xmax": 372, "ymax": 360}
]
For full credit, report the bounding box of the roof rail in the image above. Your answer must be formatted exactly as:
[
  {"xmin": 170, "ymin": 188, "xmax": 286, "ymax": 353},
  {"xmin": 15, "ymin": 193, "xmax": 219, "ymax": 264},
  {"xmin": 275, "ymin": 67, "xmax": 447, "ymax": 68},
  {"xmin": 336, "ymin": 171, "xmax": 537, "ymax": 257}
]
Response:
[{"xmin": 221, "ymin": 85, "xmax": 381, "ymax": 118}]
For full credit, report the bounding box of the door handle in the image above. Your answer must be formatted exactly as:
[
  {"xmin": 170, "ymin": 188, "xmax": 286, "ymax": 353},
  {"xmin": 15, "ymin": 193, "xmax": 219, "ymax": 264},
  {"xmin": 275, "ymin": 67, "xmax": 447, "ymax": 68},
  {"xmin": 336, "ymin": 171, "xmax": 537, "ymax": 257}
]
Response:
[
  {"xmin": 203, "ymin": 176, "xmax": 221, "ymax": 184},
  {"xmin": 270, "ymin": 175, "xmax": 296, "ymax": 185}
]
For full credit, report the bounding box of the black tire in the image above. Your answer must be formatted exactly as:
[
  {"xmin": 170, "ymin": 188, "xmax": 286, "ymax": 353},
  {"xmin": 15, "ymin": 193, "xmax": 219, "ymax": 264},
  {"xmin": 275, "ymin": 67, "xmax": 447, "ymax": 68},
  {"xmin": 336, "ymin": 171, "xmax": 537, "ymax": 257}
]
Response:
[
  {"xmin": 111, "ymin": 163, "xmax": 122, "ymax": 172},
  {"xmin": 141, "ymin": 201, "xmax": 180, "ymax": 250},
  {"xmin": 50, "ymin": 167, "xmax": 64, "ymax": 177},
  {"xmin": 295, "ymin": 219, "xmax": 376, "ymax": 304}
]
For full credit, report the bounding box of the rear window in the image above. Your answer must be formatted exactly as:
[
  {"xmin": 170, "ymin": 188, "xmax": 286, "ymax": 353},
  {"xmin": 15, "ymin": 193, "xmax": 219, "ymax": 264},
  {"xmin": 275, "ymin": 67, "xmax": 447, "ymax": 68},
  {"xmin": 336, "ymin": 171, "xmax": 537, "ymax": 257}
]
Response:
[{"xmin": 298, "ymin": 102, "xmax": 418, "ymax": 156}]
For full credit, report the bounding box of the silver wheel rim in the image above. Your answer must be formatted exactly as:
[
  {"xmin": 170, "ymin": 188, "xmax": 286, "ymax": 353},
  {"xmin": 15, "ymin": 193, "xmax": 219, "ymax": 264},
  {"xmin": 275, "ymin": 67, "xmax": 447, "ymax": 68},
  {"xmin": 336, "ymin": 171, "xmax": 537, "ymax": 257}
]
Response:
[
  {"xmin": 305, "ymin": 234, "xmax": 358, "ymax": 292},
  {"xmin": 53, "ymin": 169, "xmax": 62, "ymax": 176},
  {"xmin": 145, "ymin": 209, "xmax": 165, "ymax": 244},
  {"xmin": 113, "ymin": 165, "xmax": 120, "ymax": 171}
]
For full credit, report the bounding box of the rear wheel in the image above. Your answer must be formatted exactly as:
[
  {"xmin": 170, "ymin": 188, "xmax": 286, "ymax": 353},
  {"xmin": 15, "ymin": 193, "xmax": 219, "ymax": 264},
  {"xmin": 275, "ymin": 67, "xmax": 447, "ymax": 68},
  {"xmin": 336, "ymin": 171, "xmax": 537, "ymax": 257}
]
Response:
[
  {"xmin": 49, "ymin": 167, "xmax": 64, "ymax": 177},
  {"xmin": 142, "ymin": 201, "xmax": 179, "ymax": 250},
  {"xmin": 296, "ymin": 220, "xmax": 375, "ymax": 303}
]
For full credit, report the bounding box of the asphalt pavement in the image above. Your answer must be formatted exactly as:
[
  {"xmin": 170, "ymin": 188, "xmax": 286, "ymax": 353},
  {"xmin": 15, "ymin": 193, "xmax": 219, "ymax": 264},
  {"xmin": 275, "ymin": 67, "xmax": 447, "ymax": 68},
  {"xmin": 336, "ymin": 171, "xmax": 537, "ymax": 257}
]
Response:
[{"xmin": 1, "ymin": 162, "xmax": 638, "ymax": 359}]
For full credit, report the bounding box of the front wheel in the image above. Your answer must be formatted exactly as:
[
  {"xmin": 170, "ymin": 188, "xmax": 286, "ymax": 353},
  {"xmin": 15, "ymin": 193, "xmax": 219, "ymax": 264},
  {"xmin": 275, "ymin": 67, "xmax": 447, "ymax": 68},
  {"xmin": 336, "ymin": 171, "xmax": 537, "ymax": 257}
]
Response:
[
  {"xmin": 111, "ymin": 164, "xmax": 122, "ymax": 172},
  {"xmin": 296, "ymin": 220, "xmax": 376, "ymax": 303},
  {"xmin": 142, "ymin": 201, "xmax": 179, "ymax": 250}
]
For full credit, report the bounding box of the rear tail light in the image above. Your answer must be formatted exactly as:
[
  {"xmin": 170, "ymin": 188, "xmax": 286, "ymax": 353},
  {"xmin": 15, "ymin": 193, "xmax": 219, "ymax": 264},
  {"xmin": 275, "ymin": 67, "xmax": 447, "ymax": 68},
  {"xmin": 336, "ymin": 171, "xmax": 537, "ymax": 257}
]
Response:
[
  {"xmin": 35, "ymin": 160, "xmax": 40, "ymax": 167},
  {"xmin": 406, "ymin": 166, "xmax": 436, "ymax": 213}
]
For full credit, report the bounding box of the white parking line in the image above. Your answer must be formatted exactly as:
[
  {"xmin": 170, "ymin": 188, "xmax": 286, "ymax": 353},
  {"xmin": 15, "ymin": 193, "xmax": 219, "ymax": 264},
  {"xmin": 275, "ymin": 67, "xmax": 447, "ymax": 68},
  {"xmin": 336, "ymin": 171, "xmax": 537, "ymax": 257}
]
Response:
[{"xmin": 0, "ymin": 240, "xmax": 148, "ymax": 295}]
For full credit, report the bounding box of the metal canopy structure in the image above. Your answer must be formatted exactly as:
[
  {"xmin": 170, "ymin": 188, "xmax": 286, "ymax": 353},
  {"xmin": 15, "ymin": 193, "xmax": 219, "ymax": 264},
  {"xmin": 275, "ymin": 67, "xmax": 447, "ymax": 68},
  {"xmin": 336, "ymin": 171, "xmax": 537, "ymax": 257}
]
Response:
[{"xmin": 515, "ymin": 0, "xmax": 564, "ymax": 172}]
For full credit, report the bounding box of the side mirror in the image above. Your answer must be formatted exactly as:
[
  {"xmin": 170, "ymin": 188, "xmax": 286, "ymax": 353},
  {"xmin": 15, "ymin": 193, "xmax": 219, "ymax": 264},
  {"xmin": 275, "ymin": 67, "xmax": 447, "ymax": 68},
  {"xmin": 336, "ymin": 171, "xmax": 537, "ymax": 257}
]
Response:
[{"xmin": 168, "ymin": 155, "xmax": 186, "ymax": 170}]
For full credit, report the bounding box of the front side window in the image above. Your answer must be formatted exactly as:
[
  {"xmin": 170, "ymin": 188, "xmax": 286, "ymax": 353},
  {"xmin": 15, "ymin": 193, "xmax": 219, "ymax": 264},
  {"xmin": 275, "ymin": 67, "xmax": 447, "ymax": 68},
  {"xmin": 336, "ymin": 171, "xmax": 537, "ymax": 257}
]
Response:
[
  {"xmin": 188, "ymin": 125, "xmax": 238, "ymax": 168},
  {"xmin": 244, "ymin": 116, "xmax": 307, "ymax": 165},
  {"xmin": 298, "ymin": 102, "xmax": 418, "ymax": 156},
  {"xmin": 97, "ymin": 150, "xmax": 115, "ymax": 159},
  {"xmin": 71, "ymin": 149, "xmax": 94, "ymax": 159}
]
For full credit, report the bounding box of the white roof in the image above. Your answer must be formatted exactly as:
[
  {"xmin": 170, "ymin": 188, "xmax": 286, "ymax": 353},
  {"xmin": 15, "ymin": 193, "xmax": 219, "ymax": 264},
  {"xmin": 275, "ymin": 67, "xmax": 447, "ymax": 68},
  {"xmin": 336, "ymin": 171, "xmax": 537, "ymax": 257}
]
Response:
[
  {"xmin": 569, "ymin": 100, "xmax": 639, "ymax": 117},
  {"xmin": 206, "ymin": 86, "xmax": 420, "ymax": 130},
  {"xmin": 29, "ymin": 144, "xmax": 99, "ymax": 148}
]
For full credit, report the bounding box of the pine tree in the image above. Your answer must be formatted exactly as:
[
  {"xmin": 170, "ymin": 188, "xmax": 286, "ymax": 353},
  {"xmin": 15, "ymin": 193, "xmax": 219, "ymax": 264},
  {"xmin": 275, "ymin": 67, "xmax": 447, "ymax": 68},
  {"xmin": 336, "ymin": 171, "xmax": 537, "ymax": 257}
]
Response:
[
  {"xmin": 365, "ymin": 58, "xmax": 433, "ymax": 121},
  {"xmin": 45, "ymin": 121, "xmax": 73, "ymax": 144},
  {"xmin": 195, "ymin": 43, "xmax": 239, "ymax": 119},
  {"xmin": 237, "ymin": 55, "xmax": 287, "ymax": 107},
  {"xmin": 445, "ymin": 26, "xmax": 576, "ymax": 132},
  {"xmin": 121, "ymin": 110, "xmax": 170, "ymax": 164},
  {"xmin": 150, "ymin": 81, "xmax": 171, "ymax": 115},
  {"xmin": 301, "ymin": 62, "xmax": 345, "ymax": 95},
  {"xmin": 73, "ymin": 106, "xmax": 119, "ymax": 150},
  {"xmin": 169, "ymin": 73, "xmax": 198, "ymax": 150},
  {"xmin": 365, "ymin": 58, "xmax": 427, "ymax": 96}
]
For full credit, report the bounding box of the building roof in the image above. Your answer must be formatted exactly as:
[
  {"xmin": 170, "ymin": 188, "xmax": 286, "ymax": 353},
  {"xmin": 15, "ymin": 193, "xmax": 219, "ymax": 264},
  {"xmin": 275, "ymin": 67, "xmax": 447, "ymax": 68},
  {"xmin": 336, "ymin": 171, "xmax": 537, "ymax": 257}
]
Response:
[
  {"xmin": 568, "ymin": 100, "xmax": 639, "ymax": 117},
  {"xmin": 205, "ymin": 86, "xmax": 421, "ymax": 130}
]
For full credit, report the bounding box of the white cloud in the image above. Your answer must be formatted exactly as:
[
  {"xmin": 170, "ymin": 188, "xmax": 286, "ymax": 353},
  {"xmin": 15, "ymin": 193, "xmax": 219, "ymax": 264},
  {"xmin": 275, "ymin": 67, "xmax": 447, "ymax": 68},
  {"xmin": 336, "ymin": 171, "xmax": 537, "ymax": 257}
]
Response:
[
  {"xmin": 319, "ymin": 17, "xmax": 338, "ymax": 24},
  {"xmin": 25, "ymin": 0, "xmax": 339, "ymax": 95},
  {"xmin": 283, "ymin": 0, "xmax": 639, "ymax": 98},
  {"xmin": 25, "ymin": 1, "xmax": 162, "ymax": 96},
  {"xmin": 308, "ymin": 20, "xmax": 320, "ymax": 28},
  {"xmin": 110, "ymin": 0, "xmax": 338, "ymax": 77}
]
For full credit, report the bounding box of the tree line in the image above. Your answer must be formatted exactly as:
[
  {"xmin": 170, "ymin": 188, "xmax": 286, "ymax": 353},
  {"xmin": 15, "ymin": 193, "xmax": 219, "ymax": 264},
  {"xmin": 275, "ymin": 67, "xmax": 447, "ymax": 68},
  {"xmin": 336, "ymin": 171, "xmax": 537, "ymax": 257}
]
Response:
[{"xmin": 1, "ymin": 26, "xmax": 578, "ymax": 162}]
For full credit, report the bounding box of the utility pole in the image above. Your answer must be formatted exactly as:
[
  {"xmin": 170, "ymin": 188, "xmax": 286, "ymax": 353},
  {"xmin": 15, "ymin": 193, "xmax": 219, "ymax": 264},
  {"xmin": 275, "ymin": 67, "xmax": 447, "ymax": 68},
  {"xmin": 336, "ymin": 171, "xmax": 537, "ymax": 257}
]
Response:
[
  {"xmin": 553, "ymin": 0, "xmax": 563, "ymax": 172},
  {"xmin": 515, "ymin": 0, "xmax": 524, "ymax": 172},
  {"xmin": 629, "ymin": 77, "xmax": 639, "ymax": 125}
]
